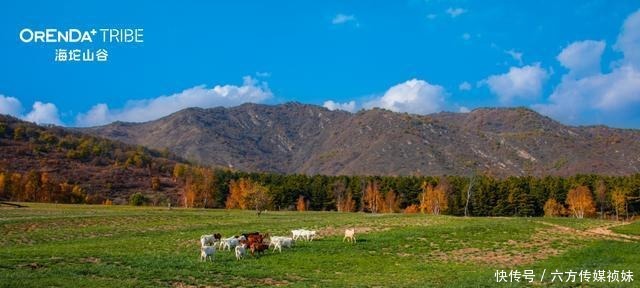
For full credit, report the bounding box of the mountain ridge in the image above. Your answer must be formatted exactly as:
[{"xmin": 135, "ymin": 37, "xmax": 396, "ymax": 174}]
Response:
[{"xmin": 82, "ymin": 103, "xmax": 640, "ymax": 177}]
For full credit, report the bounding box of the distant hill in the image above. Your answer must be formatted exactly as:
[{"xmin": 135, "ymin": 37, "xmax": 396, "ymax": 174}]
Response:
[
  {"xmin": 82, "ymin": 103, "xmax": 640, "ymax": 177},
  {"xmin": 0, "ymin": 115, "xmax": 184, "ymax": 204}
]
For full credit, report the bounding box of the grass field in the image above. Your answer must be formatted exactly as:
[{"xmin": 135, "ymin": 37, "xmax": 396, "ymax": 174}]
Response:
[{"xmin": 1, "ymin": 204, "xmax": 639, "ymax": 287}]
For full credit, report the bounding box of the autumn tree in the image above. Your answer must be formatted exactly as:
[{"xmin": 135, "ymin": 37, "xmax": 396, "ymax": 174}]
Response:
[
  {"xmin": 611, "ymin": 188, "xmax": 628, "ymax": 221},
  {"xmin": 201, "ymin": 169, "xmax": 218, "ymax": 208},
  {"xmin": 382, "ymin": 189, "xmax": 400, "ymax": 213},
  {"xmin": 40, "ymin": 172, "xmax": 54, "ymax": 202},
  {"xmin": 296, "ymin": 195, "xmax": 307, "ymax": 211},
  {"xmin": 0, "ymin": 172, "xmax": 6, "ymax": 199},
  {"xmin": 419, "ymin": 181, "xmax": 448, "ymax": 215},
  {"xmin": 183, "ymin": 180, "xmax": 196, "ymax": 208},
  {"xmin": 244, "ymin": 181, "xmax": 271, "ymax": 216},
  {"xmin": 225, "ymin": 178, "xmax": 271, "ymax": 215},
  {"xmin": 565, "ymin": 185, "xmax": 596, "ymax": 219},
  {"xmin": 172, "ymin": 164, "xmax": 186, "ymax": 182},
  {"xmin": 70, "ymin": 184, "xmax": 86, "ymax": 204},
  {"xmin": 151, "ymin": 176, "xmax": 161, "ymax": 191},
  {"xmin": 225, "ymin": 178, "xmax": 247, "ymax": 209},
  {"xmin": 363, "ymin": 180, "xmax": 384, "ymax": 213},
  {"xmin": 543, "ymin": 198, "xmax": 565, "ymax": 217},
  {"xmin": 24, "ymin": 170, "xmax": 41, "ymax": 202}
]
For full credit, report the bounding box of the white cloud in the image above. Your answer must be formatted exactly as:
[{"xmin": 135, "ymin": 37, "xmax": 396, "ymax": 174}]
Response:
[
  {"xmin": 534, "ymin": 9, "xmax": 640, "ymax": 125},
  {"xmin": 535, "ymin": 65, "xmax": 640, "ymax": 123},
  {"xmin": 458, "ymin": 81, "xmax": 472, "ymax": 91},
  {"xmin": 332, "ymin": 14, "xmax": 357, "ymax": 25},
  {"xmin": 615, "ymin": 9, "xmax": 640, "ymax": 68},
  {"xmin": 461, "ymin": 33, "xmax": 471, "ymax": 40},
  {"xmin": 459, "ymin": 106, "xmax": 470, "ymax": 113},
  {"xmin": 365, "ymin": 79, "xmax": 446, "ymax": 114},
  {"xmin": 323, "ymin": 100, "xmax": 356, "ymax": 112},
  {"xmin": 0, "ymin": 95, "xmax": 23, "ymax": 116},
  {"xmin": 76, "ymin": 76, "xmax": 273, "ymax": 126},
  {"xmin": 505, "ymin": 49, "xmax": 523, "ymax": 65},
  {"xmin": 484, "ymin": 64, "xmax": 548, "ymax": 103},
  {"xmin": 0, "ymin": 95, "xmax": 61, "ymax": 125},
  {"xmin": 446, "ymin": 8, "xmax": 467, "ymax": 18},
  {"xmin": 24, "ymin": 101, "xmax": 61, "ymax": 125},
  {"xmin": 556, "ymin": 40, "xmax": 605, "ymax": 78},
  {"xmin": 77, "ymin": 103, "xmax": 110, "ymax": 127}
]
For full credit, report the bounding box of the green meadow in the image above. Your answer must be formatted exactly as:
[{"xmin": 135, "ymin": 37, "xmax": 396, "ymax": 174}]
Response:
[{"xmin": 1, "ymin": 203, "xmax": 638, "ymax": 287}]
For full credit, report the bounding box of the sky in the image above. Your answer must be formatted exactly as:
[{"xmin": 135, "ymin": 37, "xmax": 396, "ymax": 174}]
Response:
[{"xmin": 1, "ymin": 1, "xmax": 640, "ymax": 128}]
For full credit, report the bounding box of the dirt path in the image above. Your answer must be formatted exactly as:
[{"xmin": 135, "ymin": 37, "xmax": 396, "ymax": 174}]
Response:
[
  {"xmin": 585, "ymin": 222, "xmax": 640, "ymax": 242},
  {"xmin": 536, "ymin": 221, "xmax": 640, "ymax": 242}
]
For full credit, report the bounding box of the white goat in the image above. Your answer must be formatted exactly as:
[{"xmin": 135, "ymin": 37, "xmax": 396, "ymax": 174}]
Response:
[
  {"xmin": 200, "ymin": 234, "xmax": 216, "ymax": 247},
  {"xmin": 221, "ymin": 236, "xmax": 239, "ymax": 251},
  {"xmin": 291, "ymin": 229, "xmax": 303, "ymax": 240},
  {"xmin": 200, "ymin": 245, "xmax": 216, "ymax": 262},
  {"xmin": 269, "ymin": 236, "xmax": 294, "ymax": 252},
  {"xmin": 301, "ymin": 230, "xmax": 316, "ymax": 241},
  {"xmin": 269, "ymin": 236, "xmax": 283, "ymax": 248},
  {"xmin": 274, "ymin": 237, "xmax": 294, "ymax": 252},
  {"xmin": 343, "ymin": 228, "xmax": 356, "ymax": 243},
  {"xmin": 235, "ymin": 243, "xmax": 246, "ymax": 260},
  {"xmin": 292, "ymin": 229, "xmax": 316, "ymax": 241}
]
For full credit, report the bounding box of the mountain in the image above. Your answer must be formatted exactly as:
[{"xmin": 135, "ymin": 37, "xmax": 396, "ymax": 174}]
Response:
[
  {"xmin": 83, "ymin": 103, "xmax": 640, "ymax": 177},
  {"xmin": 0, "ymin": 115, "xmax": 184, "ymax": 204}
]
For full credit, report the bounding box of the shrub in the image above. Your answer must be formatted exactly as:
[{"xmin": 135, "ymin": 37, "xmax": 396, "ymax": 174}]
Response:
[
  {"xmin": 404, "ymin": 204, "xmax": 419, "ymax": 214},
  {"xmin": 129, "ymin": 192, "xmax": 147, "ymax": 206}
]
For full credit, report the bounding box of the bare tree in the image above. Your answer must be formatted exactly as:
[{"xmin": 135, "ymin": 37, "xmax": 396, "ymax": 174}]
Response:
[
  {"xmin": 595, "ymin": 180, "xmax": 607, "ymax": 219},
  {"xmin": 464, "ymin": 175, "xmax": 475, "ymax": 217}
]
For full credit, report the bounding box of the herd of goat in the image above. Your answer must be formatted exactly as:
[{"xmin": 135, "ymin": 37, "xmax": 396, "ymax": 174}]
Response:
[{"xmin": 199, "ymin": 228, "xmax": 357, "ymax": 262}]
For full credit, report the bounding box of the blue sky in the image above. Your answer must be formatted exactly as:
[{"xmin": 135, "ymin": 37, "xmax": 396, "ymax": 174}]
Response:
[{"xmin": 1, "ymin": 1, "xmax": 640, "ymax": 128}]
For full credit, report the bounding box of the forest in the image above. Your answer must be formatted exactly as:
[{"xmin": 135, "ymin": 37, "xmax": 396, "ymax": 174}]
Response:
[{"xmin": 3, "ymin": 164, "xmax": 640, "ymax": 219}]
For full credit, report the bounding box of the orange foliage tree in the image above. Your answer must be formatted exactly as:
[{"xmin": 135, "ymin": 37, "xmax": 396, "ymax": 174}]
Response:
[
  {"xmin": 296, "ymin": 195, "xmax": 306, "ymax": 211},
  {"xmin": 382, "ymin": 189, "xmax": 400, "ymax": 213},
  {"xmin": 225, "ymin": 178, "xmax": 249, "ymax": 209},
  {"xmin": 363, "ymin": 180, "xmax": 384, "ymax": 213},
  {"xmin": 566, "ymin": 185, "xmax": 596, "ymax": 219},
  {"xmin": 543, "ymin": 198, "xmax": 565, "ymax": 217},
  {"xmin": 403, "ymin": 204, "xmax": 419, "ymax": 214},
  {"xmin": 419, "ymin": 181, "xmax": 448, "ymax": 215},
  {"xmin": 611, "ymin": 188, "xmax": 628, "ymax": 221},
  {"xmin": 225, "ymin": 178, "xmax": 272, "ymax": 215},
  {"xmin": 183, "ymin": 180, "xmax": 196, "ymax": 208}
]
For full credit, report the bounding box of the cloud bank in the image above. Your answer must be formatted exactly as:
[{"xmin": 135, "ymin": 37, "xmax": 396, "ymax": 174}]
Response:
[
  {"xmin": 534, "ymin": 10, "xmax": 640, "ymax": 125},
  {"xmin": 76, "ymin": 76, "xmax": 272, "ymax": 126},
  {"xmin": 0, "ymin": 95, "xmax": 61, "ymax": 125}
]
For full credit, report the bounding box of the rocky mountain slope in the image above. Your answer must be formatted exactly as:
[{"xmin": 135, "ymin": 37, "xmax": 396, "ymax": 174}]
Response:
[
  {"xmin": 0, "ymin": 115, "xmax": 183, "ymax": 204},
  {"xmin": 83, "ymin": 103, "xmax": 640, "ymax": 177}
]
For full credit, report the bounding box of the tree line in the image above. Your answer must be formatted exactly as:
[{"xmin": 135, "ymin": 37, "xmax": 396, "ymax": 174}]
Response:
[
  {"xmin": 3, "ymin": 162, "xmax": 639, "ymax": 219},
  {"xmin": 169, "ymin": 165, "xmax": 640, "ymax": 219}
]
